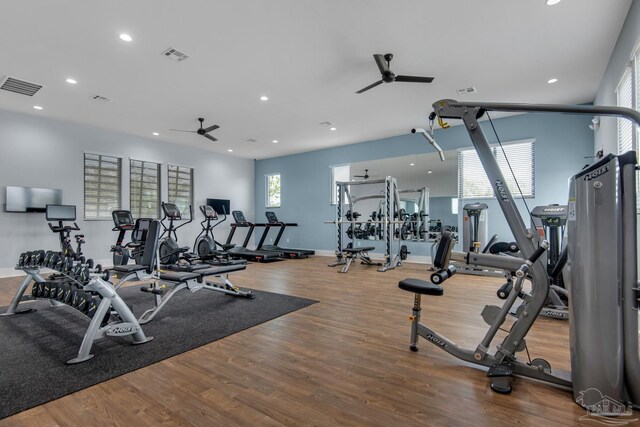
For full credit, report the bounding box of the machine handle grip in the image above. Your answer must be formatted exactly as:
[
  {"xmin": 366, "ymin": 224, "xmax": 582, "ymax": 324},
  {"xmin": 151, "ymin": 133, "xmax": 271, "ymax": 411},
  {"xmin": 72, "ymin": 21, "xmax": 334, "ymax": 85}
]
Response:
[
  {"xmin": 141, "ymin": 286, "xmax": 164, "ymax": 295},
  {"xmin": 515, "ymin": 241, "xmax": 548, "ymax": 278}
]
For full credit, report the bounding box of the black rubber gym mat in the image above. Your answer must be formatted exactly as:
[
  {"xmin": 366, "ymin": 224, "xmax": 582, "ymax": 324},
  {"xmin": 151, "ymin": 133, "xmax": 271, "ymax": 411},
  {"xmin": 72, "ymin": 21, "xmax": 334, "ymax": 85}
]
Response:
[{"xmin": 0, "ymin": 286, "xmax": 317, "ymax": 419}]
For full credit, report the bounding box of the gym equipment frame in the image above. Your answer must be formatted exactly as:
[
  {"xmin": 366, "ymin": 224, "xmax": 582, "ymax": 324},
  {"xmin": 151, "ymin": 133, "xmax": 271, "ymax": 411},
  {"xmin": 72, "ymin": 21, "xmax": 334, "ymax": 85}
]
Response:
[
  {"xmin": 399, "ymin": 99, "xmax": 640, "ymax": 405},
  {"xmin": 329, "ymin": 176, "xmax": 406, "ymax": 272}
]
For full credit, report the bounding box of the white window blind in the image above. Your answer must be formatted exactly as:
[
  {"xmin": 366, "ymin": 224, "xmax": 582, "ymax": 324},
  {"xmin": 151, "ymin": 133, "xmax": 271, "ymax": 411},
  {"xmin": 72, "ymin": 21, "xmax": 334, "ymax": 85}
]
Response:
[
  {"xmin": 167, "ymin": 165, "xmax": 193, "ymax": 219},
  {"xmin": 265, "ymin": 173, "xmax": 281, "ymax": 208},
  {"xmin": 84, "ymin": 153, "xmax": 122, "ymax": 219},
  {"xmin": 458, "ymin": 140, "xmax": 535, "ymax": 199},
  {"xmin": 330, "ymin": 164, "xmax": 350, "ymax": 204},
  {"xmin": 130, "ymin": 159, "xmax": 160, "ymax": 219},
  {"xmin": 617, "ymin": 66, "xmax": 634, "ymax": 154}
]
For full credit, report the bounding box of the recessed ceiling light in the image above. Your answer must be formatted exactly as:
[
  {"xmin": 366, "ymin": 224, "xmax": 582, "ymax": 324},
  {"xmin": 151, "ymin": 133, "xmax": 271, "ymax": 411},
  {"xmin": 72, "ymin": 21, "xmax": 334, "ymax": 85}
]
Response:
[
  {"xmin": 260, "ymin": 95, "xmax": 269, "ymax": 101},
  {"xmin": 410, "ymin": 163, "xmax": 415, "ymax": 166},
  {"xmin": 427, "ymin": 170, "xmax": 433, "ymax": 174},
  {"xmin": 33, "ymin": 105, "xmax": 43, "ymax": 110},
  {"xmin": 152, "ymin": 132, "xmax": 159, "ymax": 136},
  {"xmin": 65, "ymin": 78, "xmax": 77, "ymax": 84},
  {"xmin": 545, "ymin": 0, "xmax": 562, "ymax": 5},
  {"xmin": 547, "ymin": 78, "xmax": 558, "ymax": 84},
  {"xmin": 330, "ymin": 127, "xmax": 337, "ymax": 131},
  {"xmin": 119, "ymin": 33, "xmax": 132, "ymax": 42},
  {"xmin": 227, "ymin": 149, "xmax": 233, "ymax": 152},
  {"xmin": 272, "ymin": 139, "xmax": 278, "ymax": 143}
]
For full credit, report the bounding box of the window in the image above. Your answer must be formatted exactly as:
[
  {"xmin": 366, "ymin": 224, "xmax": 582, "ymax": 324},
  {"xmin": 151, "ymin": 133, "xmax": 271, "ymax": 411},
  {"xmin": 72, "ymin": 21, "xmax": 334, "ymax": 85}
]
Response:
[
  {"xmin": 458, "ymin": 139, "xmax": 535, "ymax": 199},
  {"xmin": 330, "ymin": 164, "xmax": 351, "ymax": 204},
  {"xmin": 83, "ymin": 153, "xmax": 122, "ymax": 219},
  {"xmin": 130, "ymin": 159, "xmax": 161, "ymax": 218},
  {"xmin": 266, "ymin": 173, "xmax": 281, "ymax": 208},
  {"xmin": 617, "ymin": 47, "xmax": 640, "ymax": 155},
  {"xmin": 167, "ymin": 165, "xmax": 193, "ymax": 219},
  {"xmin": 451, "ymin": 198, "xmax": 458, "ymax": 215}
]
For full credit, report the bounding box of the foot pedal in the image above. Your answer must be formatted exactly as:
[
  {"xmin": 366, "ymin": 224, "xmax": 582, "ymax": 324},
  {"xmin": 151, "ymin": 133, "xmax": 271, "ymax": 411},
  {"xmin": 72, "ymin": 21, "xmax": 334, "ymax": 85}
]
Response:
[{"xmin": 487, "ymin": 362, "xmax": 514, "ymax": 394}]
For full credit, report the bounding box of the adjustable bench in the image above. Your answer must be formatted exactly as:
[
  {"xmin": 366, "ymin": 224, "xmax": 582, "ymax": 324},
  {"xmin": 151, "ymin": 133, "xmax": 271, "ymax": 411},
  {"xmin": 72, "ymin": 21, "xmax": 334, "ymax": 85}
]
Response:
[
  {"xmin": 138, "ymin": 264, "xmax": 253, "ymax": 324},
  {"xmin": 329, "ymin": 246, "xmax": 383, "ymax": 273}
]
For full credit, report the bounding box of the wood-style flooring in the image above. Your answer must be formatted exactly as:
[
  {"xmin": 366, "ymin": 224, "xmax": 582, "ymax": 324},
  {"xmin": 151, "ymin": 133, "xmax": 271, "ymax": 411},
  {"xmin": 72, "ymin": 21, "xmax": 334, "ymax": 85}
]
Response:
[{"xmin": 0, "ymin": 256, "xmax": 586, "ymax": 426}]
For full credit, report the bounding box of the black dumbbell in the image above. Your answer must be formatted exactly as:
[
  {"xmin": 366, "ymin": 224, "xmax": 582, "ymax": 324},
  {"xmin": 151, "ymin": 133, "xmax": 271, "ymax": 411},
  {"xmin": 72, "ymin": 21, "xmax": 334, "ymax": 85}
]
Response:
[
  {"xmin": 17, "ymin": 252, "xmax": 27, "ymax": 267},
  {"xmin": 86, "ymin": 297, "xmax": 100, "ymax": 318},
  {"xmin": 62, "ymin": 285, "xmax": 74, "ymax": 304},
  {"xmin": 56, "ymin": 283, "xmax": 70, "ymax": 301}
]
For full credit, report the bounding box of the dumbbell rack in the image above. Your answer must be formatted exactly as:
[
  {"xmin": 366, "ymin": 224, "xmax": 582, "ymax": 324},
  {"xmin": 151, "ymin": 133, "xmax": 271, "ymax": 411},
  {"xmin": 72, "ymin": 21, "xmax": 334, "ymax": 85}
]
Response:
[{"xmin": 1, "ymin": 250, "xmax": 152, "ymax": 364}]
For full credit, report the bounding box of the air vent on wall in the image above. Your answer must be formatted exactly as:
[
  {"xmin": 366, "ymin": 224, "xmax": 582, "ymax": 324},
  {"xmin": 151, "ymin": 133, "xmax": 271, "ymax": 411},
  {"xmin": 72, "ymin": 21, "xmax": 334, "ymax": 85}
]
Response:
[
  {"xmin": 457, "ymin": 86, "xmax": 477, "ymax": 96},
  {"xmin": 161, "ymin": 47, "xmax": 190, "ymax": 62},
  {"xmin": 0, "ymin": 76, "xmax": 43, "ymax": 97},
  {"xmin": 90, "ymin": 94, "xmax": 111, "ymax": 102}
]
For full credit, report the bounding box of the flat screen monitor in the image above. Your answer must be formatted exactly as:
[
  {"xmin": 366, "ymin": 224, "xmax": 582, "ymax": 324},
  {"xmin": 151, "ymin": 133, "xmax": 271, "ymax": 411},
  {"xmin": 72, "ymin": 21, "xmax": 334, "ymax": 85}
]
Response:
[
  {"xmin": 46, "ymin": 204, "xmax": 76, "ymax": 221},
  {"xmin": 5, "ymin": 186, "xmax": 62, "ymax": 212},
  {"xmin": 206, "ymin": 198, "xmax": 230, "ymax": 215}
]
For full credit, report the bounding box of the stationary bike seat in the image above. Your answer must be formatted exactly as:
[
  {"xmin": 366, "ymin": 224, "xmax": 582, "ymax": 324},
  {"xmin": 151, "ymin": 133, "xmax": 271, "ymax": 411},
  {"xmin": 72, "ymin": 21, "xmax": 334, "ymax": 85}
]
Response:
[{"xmin": 398, "ymin": 278, "xmax": 443, "ymax": 296}]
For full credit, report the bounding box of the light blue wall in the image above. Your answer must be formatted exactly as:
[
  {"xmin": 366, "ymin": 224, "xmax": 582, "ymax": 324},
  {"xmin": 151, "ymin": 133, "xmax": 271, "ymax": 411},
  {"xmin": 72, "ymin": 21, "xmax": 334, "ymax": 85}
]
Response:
[
  {"xmin": 0, "ymin": 109, "xmax": 254, "ymax": 270},
  {"xmin": 430, "ymin": 197, "xmax": 457, "ymax": 230},
  {"xmin": 255, "ymin": 112, "xmax": 594, "ymax": 257},
  {"xmin": 594, "ymin": 0, "xmax": 640, "ymax": 155}
]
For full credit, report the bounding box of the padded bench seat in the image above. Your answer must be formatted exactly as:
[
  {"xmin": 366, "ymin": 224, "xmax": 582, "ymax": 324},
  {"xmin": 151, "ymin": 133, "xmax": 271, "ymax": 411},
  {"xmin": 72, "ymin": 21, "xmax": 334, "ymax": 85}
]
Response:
[
  {"xmin": 158, "ymin": 271, "xmax": 201, "ymax": 282},
  {"xmin": 398, "ymin": 278, "xmax": 443, "ymax": 296},
  {"xmin": 343, "ymin": 246, "xmax": 375, "ymax": 253},
  {"xmin": 198, "ymin": 265, "xmax": 246, "ymax": 276},
  {"xmin": 111, "ymin": 264, "xmax": 148, "ymax": 273}
]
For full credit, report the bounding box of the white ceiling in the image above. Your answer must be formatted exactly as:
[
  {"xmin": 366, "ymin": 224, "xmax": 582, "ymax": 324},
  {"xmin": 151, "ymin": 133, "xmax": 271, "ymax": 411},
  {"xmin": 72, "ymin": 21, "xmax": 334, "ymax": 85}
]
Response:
[{"xmin": 0, "ymin": 0, "xmax": 631, "ymax": 159}]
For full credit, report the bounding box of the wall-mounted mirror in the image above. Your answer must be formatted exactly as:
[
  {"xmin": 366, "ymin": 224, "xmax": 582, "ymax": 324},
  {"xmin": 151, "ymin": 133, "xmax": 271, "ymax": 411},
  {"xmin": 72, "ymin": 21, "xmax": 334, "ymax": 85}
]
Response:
[{"xmin": 348, "ymin": 150, "xmax": 459, "ymax": 243}]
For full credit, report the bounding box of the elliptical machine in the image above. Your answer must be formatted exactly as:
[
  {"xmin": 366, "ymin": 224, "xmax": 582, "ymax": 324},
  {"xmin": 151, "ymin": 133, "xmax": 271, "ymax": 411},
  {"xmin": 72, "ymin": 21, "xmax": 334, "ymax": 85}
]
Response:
[
  {"xmin": 158, "ymin": 202, "xmax": 193, "ymax": 265},
  {"xmin": 193, "ymin": 205, "xmax": 244, "ymax": 265}
]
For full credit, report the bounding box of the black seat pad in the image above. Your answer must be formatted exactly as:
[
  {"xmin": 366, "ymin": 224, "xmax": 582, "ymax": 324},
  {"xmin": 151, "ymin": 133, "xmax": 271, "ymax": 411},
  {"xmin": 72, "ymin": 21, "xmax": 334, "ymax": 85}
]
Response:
[
  {"xmin": 111, "ymin": 264, "xmax": 148, "ymax": 273},
  {"xmin": 158, "ymin": 271, "xmax": 201, "ymax": 282},
  {"xmin": 198, "ymin": 265, "xmax": 246, "ymax": 276},
  {"xmin": 398, "ymin": 278, "xmax": 443, "ymax": 296},
  {"xmin": 343, "ymin": 246, "xmax": 375, "ymax": 253}
]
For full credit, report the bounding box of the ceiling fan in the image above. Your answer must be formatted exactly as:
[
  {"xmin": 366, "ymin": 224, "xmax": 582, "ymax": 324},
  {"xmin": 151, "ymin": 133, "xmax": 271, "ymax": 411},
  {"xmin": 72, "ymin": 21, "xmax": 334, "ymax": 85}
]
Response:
[
  {"xmin": 170, "ymin": 118, "xmax": 220, "ymax": 141},
  {"xmin": 353, "ymin": 169, "xmax": 371, "ymax": 179},
  {"xmin": 356, "ymin": 53, "xmax": 435, "ymax": 94}
]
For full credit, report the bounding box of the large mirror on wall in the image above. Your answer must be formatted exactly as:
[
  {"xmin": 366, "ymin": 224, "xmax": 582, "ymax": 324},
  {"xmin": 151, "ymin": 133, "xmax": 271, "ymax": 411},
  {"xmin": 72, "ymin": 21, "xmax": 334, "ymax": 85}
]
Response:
[{"xmin": 347, "ymin": 150, "xmax": 459, "ymax": 243}]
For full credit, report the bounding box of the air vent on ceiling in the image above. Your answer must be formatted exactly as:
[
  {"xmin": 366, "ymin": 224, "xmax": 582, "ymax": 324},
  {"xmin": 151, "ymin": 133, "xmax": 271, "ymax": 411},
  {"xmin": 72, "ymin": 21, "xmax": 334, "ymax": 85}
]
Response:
[
  {"xmin": 457, "ymin": 86, "xmax": 477, "ymax": 96},
  {"xmin": 161, "ymin": 47, "xmax": 190, "ymax": 62},
  {"xmin": 246, "ymin": 138, "xmax": 257, "ymax": 143},
  {"xmin": 90, "ymin": 94, "xmax": 111, "ymax": 102},
  {"xmin": 0, "ymin": 76, "xmax": 44, "ymax": 97},
  {"xmin": 319, "ymin": 121, "xmax": 334, "ymax": 127}
]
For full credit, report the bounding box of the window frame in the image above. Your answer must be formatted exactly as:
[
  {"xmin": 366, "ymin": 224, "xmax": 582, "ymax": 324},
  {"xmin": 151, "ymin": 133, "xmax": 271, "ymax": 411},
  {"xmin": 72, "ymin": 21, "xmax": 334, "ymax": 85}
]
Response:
[
  {"xmin": 616, "ymin": 44, "xmax": 640, "ymax": 155},
  {"xmin": 330, "ymin": 164, "xmax": 351, "ymax": 205},
  {"xmin": 83, "ymin": 152, "xmax": 122, "ymax": 220},
  {"xmin": 129, "ymin": 158, "xmax": 161, "ymax": 219},
  {"xmin": 167, "ymin": 164, "xmax": 194, "ymax": 220},
  {"xmin": 457, "ymin": 139, "xmax": 535, "ymax": 200},
  {"xmin": 265, "ymin": 173, "xmax": 281, "ymax": 208}
]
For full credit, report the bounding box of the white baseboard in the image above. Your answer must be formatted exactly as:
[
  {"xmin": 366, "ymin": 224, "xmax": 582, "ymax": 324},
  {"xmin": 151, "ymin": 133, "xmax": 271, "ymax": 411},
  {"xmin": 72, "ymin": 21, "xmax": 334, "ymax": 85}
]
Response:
[{"xmin": 314, "ymin": 249, "xmax": 431, "ymax": 265}]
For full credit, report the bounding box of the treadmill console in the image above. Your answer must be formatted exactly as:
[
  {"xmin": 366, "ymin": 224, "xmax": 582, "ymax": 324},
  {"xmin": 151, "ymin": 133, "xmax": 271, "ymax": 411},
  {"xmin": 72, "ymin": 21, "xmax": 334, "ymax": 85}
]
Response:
[
  {"xmin": 232, "ymin": 210, "xmax": 247, "ymax": 223},
  {"xmin": 112, "ymin": 210, "xmax": 134, "ymax": 229},
  {"xmin": 265, "ymin": 211, "xmax": 279, "ymax": 224},
  {"xmin": 200, "ymin": 205, "xmax": 218, "ymax": 220},
  {"xmin": 162, "ymin": 202, "xmax": 182, "ymax": 220}
]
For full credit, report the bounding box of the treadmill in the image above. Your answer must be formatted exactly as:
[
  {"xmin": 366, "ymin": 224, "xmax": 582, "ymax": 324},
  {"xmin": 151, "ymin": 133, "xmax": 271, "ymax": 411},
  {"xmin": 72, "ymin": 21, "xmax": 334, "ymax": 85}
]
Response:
[
  {"xmin": 256, "ymin": 211, "xmax": 315, "ymax": 259},
  {"xmin": 225, "ymin": 210, "xmax": 284, "ymax": 262}
]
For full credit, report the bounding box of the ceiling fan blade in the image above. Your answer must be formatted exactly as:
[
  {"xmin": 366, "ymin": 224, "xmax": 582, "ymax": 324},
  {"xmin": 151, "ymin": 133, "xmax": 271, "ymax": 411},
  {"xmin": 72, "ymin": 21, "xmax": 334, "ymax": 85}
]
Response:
[
  {"xmin": 203, "ymin": 124, "xmax": 220, "ymax": 133},
  {"xmin": 169, "ymin": 129, "xmax": 197, "ymax": 133},
  {"xmin": 356, "ymin": 80, "xmax": 383, "ymax": 94},
  {"xmin": 373, "ymin": 54, "xmax": 389, "ymax": 74},
  {"xmin": 394, "ymin": 75, "xmax": 435, "ymax": 83},
  {"xmin": 203, "ymin": 134, "xmax": 218, "ymax": 142}
]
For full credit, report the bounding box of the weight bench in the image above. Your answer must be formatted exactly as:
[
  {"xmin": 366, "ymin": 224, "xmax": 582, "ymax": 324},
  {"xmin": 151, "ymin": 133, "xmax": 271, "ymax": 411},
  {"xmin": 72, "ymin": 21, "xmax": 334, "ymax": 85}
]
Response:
[
  {"xmin": 329, "ymin": 246, "xmax": 383, "ymax": 273},
  {"xmin": 138, "ymin": 264, "xmax": 254, "ymax": 324}
]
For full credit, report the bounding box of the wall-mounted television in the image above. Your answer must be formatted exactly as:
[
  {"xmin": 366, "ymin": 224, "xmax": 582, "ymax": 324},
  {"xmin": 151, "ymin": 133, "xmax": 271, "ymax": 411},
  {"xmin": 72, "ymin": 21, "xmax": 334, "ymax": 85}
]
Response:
[
  {"xmin": 5, "ymin": 186, "xmax": 63, "ymax": 213},
  {"xmin": 206, "ymin": 198, "xmax": 230, "ymax": 215}
]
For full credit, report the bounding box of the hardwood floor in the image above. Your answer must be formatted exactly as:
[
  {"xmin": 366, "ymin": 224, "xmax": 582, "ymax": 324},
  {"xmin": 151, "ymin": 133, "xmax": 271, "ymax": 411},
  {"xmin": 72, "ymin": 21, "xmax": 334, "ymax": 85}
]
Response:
[{"xmin": 0, "ymin": 257, "xmax": 586, "ymax": 426}]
